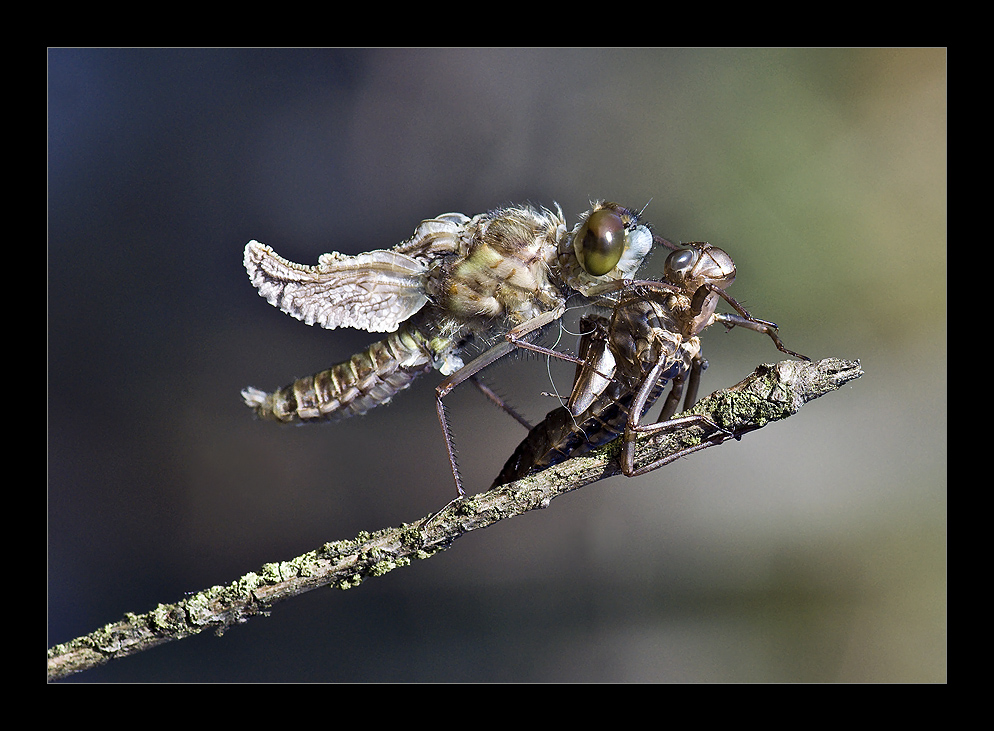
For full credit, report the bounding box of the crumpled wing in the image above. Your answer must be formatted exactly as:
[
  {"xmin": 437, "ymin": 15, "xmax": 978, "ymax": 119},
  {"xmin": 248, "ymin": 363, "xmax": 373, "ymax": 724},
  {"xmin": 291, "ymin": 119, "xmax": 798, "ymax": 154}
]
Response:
[{"xmin": 244, "ymin": 240, "xmax": 429, "ymax": 333}]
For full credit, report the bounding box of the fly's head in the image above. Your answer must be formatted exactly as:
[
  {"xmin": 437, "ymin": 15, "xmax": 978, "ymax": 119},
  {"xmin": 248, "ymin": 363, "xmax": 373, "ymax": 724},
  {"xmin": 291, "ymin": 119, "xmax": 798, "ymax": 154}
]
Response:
[
  {"xmin": 662, "ymin": 242, "xmax": 736, "ymax": 294},
  {"xmin": 560, "ymin": 201, "xmax": 654, "ymax": 296},
  {"xmin": 662, "ymin": 242, "xmax": 736, "ymax": 337}
]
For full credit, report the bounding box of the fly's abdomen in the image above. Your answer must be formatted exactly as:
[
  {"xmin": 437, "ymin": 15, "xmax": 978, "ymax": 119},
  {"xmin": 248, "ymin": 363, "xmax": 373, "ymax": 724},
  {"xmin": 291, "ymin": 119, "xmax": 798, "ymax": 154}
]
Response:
[
  {"xmin": 242, "ymin": 322, "xmax": 444, "ymax": 423},
  {"xmin": 491, "ymin": 396, "xmax": 632, "ymax": 487},
  {"xmin": 491, "ymin": 373, "xmax": 673, "ymax": 487}
]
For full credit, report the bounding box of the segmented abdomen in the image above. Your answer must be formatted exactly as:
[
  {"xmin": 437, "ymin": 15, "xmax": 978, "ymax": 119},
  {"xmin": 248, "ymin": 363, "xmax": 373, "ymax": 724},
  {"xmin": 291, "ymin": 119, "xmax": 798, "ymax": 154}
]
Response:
[
  {"xmin": 490, "ymin": 395, "xmax": 629, "ymax": 487},
  {"xmin": 242, "ymin": 322, "xmax": 446, "ymax": 423},
  {"xmin": 494, "ymin": 360, "xmax": 675, "ymax": 489}
]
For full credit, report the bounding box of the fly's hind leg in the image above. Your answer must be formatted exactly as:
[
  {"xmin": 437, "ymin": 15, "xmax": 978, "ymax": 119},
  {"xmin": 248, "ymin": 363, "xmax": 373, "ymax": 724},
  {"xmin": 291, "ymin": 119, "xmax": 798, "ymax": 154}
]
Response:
[
  {"xmin": 656, "ymin": 354, "xmax": 707, "ymax": 422},
  {"xmin": 621, "ymin": 356, "xmax": 731, "ymax": 477},
  {"xmin": 433, "ymin": 306, "xmax": 571, "ymax": 497},
  {"xmin": 469, "ymin": 377, "xmax": 533, "ymax": 430}
]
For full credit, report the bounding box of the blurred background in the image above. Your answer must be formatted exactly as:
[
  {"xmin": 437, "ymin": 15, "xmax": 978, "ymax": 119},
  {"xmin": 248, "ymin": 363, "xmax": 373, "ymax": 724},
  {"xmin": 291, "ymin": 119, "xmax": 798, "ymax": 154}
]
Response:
[{"xmin": 49, "ymin": 49, "xmax": 945, "ymax": 682}]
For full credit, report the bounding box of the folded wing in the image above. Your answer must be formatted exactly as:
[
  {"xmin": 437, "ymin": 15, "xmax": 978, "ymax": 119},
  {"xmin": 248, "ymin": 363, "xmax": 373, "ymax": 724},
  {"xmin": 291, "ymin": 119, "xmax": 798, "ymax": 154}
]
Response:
[{"xmin": 244, "ymin": 241, "xmax": 429, "ymax": 333}]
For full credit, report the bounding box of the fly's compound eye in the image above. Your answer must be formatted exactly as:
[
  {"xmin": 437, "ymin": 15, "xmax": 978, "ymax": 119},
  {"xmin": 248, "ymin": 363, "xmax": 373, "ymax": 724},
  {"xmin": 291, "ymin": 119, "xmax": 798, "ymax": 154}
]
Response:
[
  {"xmin": 574, "ymin": 208, "xmax": 627, "ymax": 276},
  {"xmin": 663, "ymin": 248, "xmax": 699, "ymax": 284},
  {"xmin": 700, "ymin": 246, "xmax": 736, "ymax": 289}
]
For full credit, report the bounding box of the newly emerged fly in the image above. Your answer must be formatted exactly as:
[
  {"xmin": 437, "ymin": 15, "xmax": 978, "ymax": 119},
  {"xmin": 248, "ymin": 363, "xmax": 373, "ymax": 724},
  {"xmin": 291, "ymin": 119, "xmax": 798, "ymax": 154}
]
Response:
[{"xmin": 242, "ymin": 201, "xmax": 659, "ymax": 495}]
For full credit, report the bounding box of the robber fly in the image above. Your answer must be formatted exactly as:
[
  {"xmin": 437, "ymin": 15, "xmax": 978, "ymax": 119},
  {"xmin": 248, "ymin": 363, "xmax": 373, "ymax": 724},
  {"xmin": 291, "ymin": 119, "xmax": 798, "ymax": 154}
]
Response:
[
  {"xmin": 242, "ymin": 201, "xmax": 659, "ymax": 495},
  {"xmin": 492, "ymin": 240, "xmax": 809, "ymax": 487}
]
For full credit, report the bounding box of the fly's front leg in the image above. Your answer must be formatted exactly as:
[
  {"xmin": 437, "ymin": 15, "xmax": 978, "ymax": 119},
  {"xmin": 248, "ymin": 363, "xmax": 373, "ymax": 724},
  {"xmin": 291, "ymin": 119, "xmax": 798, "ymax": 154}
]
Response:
[
  {"xmin": 714, "ymin": 312, "xmax": 809, "ymax": 361},
  {"xmin": 621, "ymin": 359, "xmax": 731, "ymax": 477},
  {"xmin": 708, "ymin": 287, "xmax": 809, "ymax": 361},
  {"xmin": 501, "ymin": 304, "xmax": 585, "ymax": 364}
]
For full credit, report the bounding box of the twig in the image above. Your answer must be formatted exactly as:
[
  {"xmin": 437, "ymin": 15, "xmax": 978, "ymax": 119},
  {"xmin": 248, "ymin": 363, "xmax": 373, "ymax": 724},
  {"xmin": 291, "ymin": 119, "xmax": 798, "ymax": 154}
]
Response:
[{"xmin": 47, "ymin": 357, "xmax": 862, "ymax": 681}]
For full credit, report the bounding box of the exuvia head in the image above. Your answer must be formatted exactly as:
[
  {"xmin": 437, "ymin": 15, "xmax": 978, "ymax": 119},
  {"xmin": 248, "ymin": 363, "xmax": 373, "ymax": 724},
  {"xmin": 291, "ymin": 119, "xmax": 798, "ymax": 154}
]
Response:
[{"xmin": 663, "ymin": 242, "xmax": 736, "ymax": 292}]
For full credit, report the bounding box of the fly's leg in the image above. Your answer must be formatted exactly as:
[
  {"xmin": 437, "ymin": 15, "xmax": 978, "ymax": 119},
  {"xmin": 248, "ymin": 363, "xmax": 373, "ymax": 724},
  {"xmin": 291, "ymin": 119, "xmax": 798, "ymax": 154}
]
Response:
[
  {"xmin": 434, "ymin": 306, "xmax": 569, "ymax": 496},
  {"xmin": 654, "ymin": 370, "xmax": 686, "ymax": 423},
  {"xmin": 655, "ymin": 354, "xmax": 706, "ymax": 422},
  {"xmin": 714, "ymin": 312, "xmax": 808, "ymax": 360},
  {"xmin": 639, "ymin": 318, "xmax": 708, "ymax": 419},
  {"xmin": 710, "ymin": 289, "xmax": 809, "ymax": 361},
  {"xmin": 621, "ymin": 357, "xmax": 731, "ymax": 477},
  {"xmin": 619, "ymin": 278, "xmax": 803, "ymax": 364},
  {"xmin": 681, "ymin": 356, "xmax": 706, "ymax": 413},
  {"xmin": 434, "ymin": 397, "xmax": 464, "ymax": 495},
  {"xmin": 434, "ymin": 342, "xmax": 515, "ymax": 496},
  {"xmin": 470, "ymin": 377, "xmax": 533, "ymax": 430},
  {"xmin": 420, "ymin": 494, "xmax": 464, "ymax": 538}
]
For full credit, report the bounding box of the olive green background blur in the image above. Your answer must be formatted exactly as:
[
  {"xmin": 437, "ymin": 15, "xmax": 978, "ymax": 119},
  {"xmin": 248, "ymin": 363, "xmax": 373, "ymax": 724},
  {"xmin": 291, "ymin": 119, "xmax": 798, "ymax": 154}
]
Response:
[{"xmin": 49, "ymin": 49, "xmax": 945, "ymax": 682}]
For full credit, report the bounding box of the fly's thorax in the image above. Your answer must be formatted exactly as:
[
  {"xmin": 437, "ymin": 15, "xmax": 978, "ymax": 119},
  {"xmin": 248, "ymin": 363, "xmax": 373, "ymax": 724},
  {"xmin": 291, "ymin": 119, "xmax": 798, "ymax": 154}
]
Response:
[
  {"xmin": 393, "ymin": 212, "xmax": 471, "ymax": 260},
  {"xmin": 609, "ymin": 292, "xmax": 678, "ymax": 349},
  {"xmin": 626, "ymin": 330, "xmax": 700, "ymax": 390},
  {"xmin": 438, "ymin": 205, "xmax": 566, "ymax": 325},
  {"xmin": 557, "ymin": 202, "xmax": 655, "ymax": 297},
  {"xmin": 607, "ymin": 294, "xmax": 699, "ymax": 388}
]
